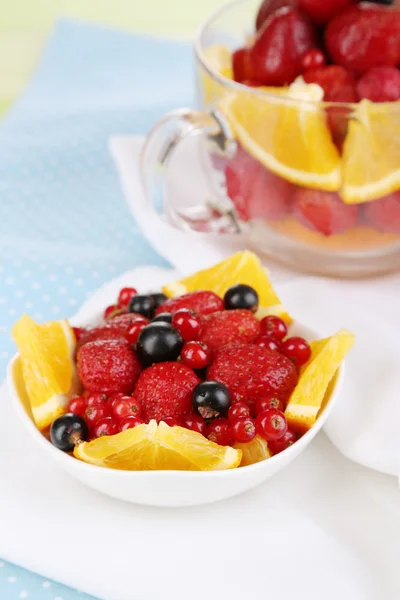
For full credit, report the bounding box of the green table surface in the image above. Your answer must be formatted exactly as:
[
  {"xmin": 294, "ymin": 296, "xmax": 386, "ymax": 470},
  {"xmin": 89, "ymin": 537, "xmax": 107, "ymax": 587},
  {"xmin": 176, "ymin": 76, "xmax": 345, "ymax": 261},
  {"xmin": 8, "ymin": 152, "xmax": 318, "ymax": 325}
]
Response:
[{"xmin": 0, "ymin": 0, "xmax": 227, "ymax": 116}]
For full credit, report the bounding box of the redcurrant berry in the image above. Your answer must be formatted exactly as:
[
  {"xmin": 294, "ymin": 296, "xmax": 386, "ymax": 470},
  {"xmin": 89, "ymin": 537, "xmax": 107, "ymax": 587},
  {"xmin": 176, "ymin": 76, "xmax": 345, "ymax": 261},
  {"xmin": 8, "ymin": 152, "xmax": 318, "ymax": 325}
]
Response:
[
  {"xmin": 228, "ymin": 402, "xmax": 251, "ymax": 421},
  {"xmin": 181, "ymin": 341, "xmax": 212, "ymax": 369},
  {"xmin": 118, "ymin": 287, "xmax": 138, "ymax": 308},
  {"xmin": 231, "ymin": 417, "xmax": 256, "ymax": 443},
  {"xmin": 108, "ymin": 393, "xmax": 128, "ymax": 411},
  {"xmin": 162, "ymin": 417, "xmax": 180, "ymax": 427},
  {"xmin": 207, "ymin": 418, "xmax": 233, "ymax": 446},
  {"xmin": 301, "ymin": 48, "xmax": 326, "ymax": 71},
  {"xmin": 268, "ymin": 429, "xmax": 297, "ymax": 455},
  {"xmin": 72, "ymin": 327, "xmax": 85, "ymax": 342},
  {"xmin": 256, "ymin": 409, "xmax": 288, "ymax": 442},
  {"xmin": 119, "ymin": 416, "xmax": 144, "ymax": 432},
  {"xmin": 85, "ymin": 404, "xmax": 109, "ymax": 426},
  {"xmin": 111, "ymin": 398, "xmax": 142, "ymax": 421},
  {"xmin": 260, "ymin": 315, "xmax": 288, "ymax": 340},
  {"xmin": 282, "ymin": 337, "xmax": 311, "ymax": 367},
  {"xmin": 256, "ymin": 396, "xmax": 284, "ymax": 414},
  {"xmin": 86, "ymin": 392, "xmax": 108, "ymax": 406},
  {"xmin": 172, "ymin": 309, "xmax": 202, "ymax": 341},
  {"xmin": 126, "ymin": 321, "xmax": 148, "ymax": 345},
  {"xmin": 93, "ymin": 417, "xmax": 117, "ymax": 438},
  {"xmin": 181, "ymin": 413, "xmax": 207, "ymax": 436},
  {"xmin": 67, "ymin": 396, "xmax": 87, "ymax": 418},
  {"xmin": 103, "ymin": 304, "xmax": 119, "ymax": 320},
  {"xmin": 253, "ymin": 334, "xmax": 282, "ymax": 353}
]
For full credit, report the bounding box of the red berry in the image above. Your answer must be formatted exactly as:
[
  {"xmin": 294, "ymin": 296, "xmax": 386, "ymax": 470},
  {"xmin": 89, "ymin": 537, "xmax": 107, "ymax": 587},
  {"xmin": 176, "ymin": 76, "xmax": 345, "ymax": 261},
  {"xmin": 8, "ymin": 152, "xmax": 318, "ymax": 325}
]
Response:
[
  {"xmin": 119, "ymin": 416, "xmax": 144, "ymax": 432},
  {"xmin": 248, "ymin": 8, "xmax": 318, "ymax": 86},
  {"xmin": 293, "ymin": 188, "xmax": 359, "ymax": 236},
  {"xmin": 67, "ymin": 396, "xmax": 87, "ymax": 418},
  {"xmin": 111, "ymin": 397, "xmax": 142, "ymax": 421},
  {"xmin": 256, "ymin": 0, "xmax": 298, "ymax": 31},
  {"xmin": 357, "ymin": 66, "xmax": 400, "ymax": 103},
  {"xmin": 301, "ymin": 48, "xmax": 326, "ymax": 71},
  {"xmin": 118, "ymin": 287, "xmax": 138, "ymax": 308},
  {"xmin": 260, "ymin": 315, "xmax": 288, "ymax": 341},
  {"xmin": 225, "ymin": 146, "xmax": 293, "ymax": 223},
  {"xmin": 253, "ymin": 335, "xmax": 282, "ymax": 353},
  {"xmin": 85, "ymin": 404, "xmax": 109, "ymax": 426},
  {"xmin": 268, "ymin": 429, "xmax": 297, "ymax": 454},
  {"xmin": 325, "ymin": 5, "xmax": 400, "ymax": 76},
  {"xmin": 135, "ymin": 362, "xmax": 200, "ymax": 422},
  {"xmin": 303, "ymin": 65, "xmax": 357, "ymax": 103},
  {"xmin": 364, "ymin": 192, "xmax": 400, "ymax": 235},
  {"xmin": 208, "ymin": 344, "xmax": 298, "ymax": 404},
  {"xmin": 181, "ymin": 341, "xmax": 212, "ymax": 370},
  {"xmin": 200, "ymin": 309, "xmax": 261, "ymax": 351},
  {"xmin": 232, "ymin": 47, "xmax": 251, "ymax": 83},
  {"xmin": 282, "ymin": 336, "xmax": 311, "ymax": 367},
  {"xmin": 298, "ymin": 0, "xmax": 352, "ymax": 25},
  {"xmin": 207, "ymin": 418, "xmax": 233, "ymax": 446},
  {"xmin": 93, "ymin": 417, "xmax": 117, "ymax": 438},
  {"xmin": 77, "ymin": 339, "xmax": 141, "ymax": 395},
  {"xmin": 108, "ymin": 392, "xmax": 128, "ymax": 411},
  {"xmin": 228, "ymin": 402, "xmax": 251, "ymax": 421},
  {"xmin": 72, "ymin": 327, "xmax": 85, "ymax": 342},
  {"xmin": 162, "ymin": 417, "xmax": 180, "ymax": 427},
  {"xmin": 181, "ymin": 413, "xmax": 207, "ymax": 436},
  {"xmin": 172, "ymin": 309, "xmax": 202, "ymax": 341},
  {"xmin": 156, "ymin": 291, "xmax": 224, "ymax": 317},
  {"xmin": 231, "ymin": 417, "xmax": 256, "ymax": 443},
  {"xmin": 126, "ymin": 321, "xmax": 148, "ymax": 345},
  {"xmin": 86, "ymin": 392, "xmax": 108, "ymax": 406},
  {"xmin": 256, "ymin": 409, "xmax": 288, "ymax": 441},
  {"xmin": 256, "ymin": 396, "xmax": 284, "ymax": 414},
  {"xmin": 104, "ymin": 304, "xmax": 119, "ymax": 320}
]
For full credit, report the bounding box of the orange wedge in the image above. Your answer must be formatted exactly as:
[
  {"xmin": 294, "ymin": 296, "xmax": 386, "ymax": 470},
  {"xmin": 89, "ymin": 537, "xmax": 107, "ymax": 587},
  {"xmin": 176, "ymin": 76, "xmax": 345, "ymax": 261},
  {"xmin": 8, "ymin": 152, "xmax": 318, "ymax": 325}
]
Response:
[
  {"xmin": 219, "ymin": 79, "xmax": 342, "ymax": 191},
  {"xmin": 12, "ymin": 315, "xmax": 80, "ymax": 430},
  {"xmin": 341, "ymin": 100, "xmax": 400, "ymax": 204},
  {"xmin": 285, "ymin": 329, "xmax": 355, "ymax": 432},
  {"xmin": 74, "ymin": 420, "xmax": 242, "ymax": 471},
  {"xmin": 234, "ymin": 435, "xmax": 271, "ymax": 467},
  {"xmin": 162, "ymin": 250, "xmax": 291, "ymax": 323}
]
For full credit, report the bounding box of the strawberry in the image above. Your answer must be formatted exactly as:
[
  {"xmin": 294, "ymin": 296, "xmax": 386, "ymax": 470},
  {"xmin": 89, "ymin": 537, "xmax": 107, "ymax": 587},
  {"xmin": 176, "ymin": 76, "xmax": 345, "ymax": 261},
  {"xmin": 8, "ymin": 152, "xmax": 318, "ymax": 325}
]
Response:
[
  {"xmin": 255, "ymin": 0, "xmax": 298, "ymax": 30},
  {"xmin": 293, "ymin": 188, "xmax": 359, "ymax": 236},
  {"xmin": 207, "ymin": 344, "xmax": 298, "ymax": 403},
  {"xmin": 364, "ymin": 192, "xmax": 400, "ymax": 235},
  {"xmin": 77, "ymin": 339, "xmax": 141, "ymax": 394},
  {"xmin": 199, "ymin": 309, "xmax": 261, "ymax": 351},
  {"xmin": 303, "ymin": 66, "xmax": 357, "ymax": 103},
  {"xmin": 77, "ymin": 327, "xmax": 126, "ymax": 349},
  {"xmin": 134, "ymin": 362, "xmax": 200, "ymax": 422},
  {"xmin": 248, "ymin": 8, "xmax": 318, "ymax": 86},
  {"xmin": 155, "ymin": 291, "xmax": 224, "ymax": 316},
  {"xmin": 298, "ymin": 0, "xmax": 353, "ymax": 25},
  {"xmin": 356, "ymin": 67, "xmax": 400, "ymax": 103},
  {"xmin": 325, "ymin": 5, "xmax": 400, "ymax": 76},
  {"xmin": 78, "ymin": 313, "xmax": 149, "ymax": 348},
  {"xmin": 225, "ymin": 146, "xmax": 293, "ymax": 222}
]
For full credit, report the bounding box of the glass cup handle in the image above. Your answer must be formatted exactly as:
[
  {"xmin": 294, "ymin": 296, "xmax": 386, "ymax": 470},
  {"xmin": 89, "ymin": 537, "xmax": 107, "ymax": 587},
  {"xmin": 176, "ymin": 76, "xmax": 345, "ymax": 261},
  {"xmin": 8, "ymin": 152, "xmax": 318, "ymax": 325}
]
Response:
[{"xmin": 139, "ymin": 108, "xmax": 242, "ymax": 233}]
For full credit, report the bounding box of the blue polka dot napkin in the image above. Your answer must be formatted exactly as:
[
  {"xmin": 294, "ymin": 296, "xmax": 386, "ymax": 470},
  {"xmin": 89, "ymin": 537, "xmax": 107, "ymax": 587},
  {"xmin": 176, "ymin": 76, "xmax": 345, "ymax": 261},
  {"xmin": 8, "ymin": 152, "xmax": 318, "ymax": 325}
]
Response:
[{"xmin": 0, "ymin": 18, "xmax": 193, "ymax": 599}]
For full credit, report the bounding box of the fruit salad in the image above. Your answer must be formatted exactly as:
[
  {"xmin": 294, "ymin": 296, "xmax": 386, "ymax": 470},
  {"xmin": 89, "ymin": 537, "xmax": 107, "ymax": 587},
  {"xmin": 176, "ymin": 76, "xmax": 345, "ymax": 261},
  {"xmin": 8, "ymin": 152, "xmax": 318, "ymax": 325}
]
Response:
[
  {"xmin": 198, "ymin": 0, "xmax": 400, "ymax": 273},
  {"xmin": 12, "ymin": 251, "xmax": 355, "ymax": 471}
]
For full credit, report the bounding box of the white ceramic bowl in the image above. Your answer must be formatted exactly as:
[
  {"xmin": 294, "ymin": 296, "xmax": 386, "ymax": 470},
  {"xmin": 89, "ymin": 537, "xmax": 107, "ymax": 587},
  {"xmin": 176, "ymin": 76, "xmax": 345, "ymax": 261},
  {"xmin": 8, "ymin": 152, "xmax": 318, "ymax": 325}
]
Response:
[{"xmin": 6, "ymin": 267, "xmax": 345, "ymax": 508}]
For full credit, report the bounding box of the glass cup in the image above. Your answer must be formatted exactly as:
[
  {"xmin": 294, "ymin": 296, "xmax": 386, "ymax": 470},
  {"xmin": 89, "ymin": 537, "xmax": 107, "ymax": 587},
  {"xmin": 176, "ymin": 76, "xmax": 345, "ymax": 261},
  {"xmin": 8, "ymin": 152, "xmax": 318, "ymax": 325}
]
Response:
[{"xmin": 140, "ymin": 0, "xmax": 400, "ymax": 277}]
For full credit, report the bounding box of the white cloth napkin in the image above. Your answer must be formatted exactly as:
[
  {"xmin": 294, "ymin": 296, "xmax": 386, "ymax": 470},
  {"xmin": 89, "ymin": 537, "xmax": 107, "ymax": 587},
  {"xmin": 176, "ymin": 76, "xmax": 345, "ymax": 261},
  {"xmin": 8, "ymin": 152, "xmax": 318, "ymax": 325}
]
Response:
[
  {"xmin": 2, "ymin": 267, "xmax": 400, "ymax": 600},
  {"xmin": 111, "ymin": 134, "xmax": 400, "ymax": 479}
]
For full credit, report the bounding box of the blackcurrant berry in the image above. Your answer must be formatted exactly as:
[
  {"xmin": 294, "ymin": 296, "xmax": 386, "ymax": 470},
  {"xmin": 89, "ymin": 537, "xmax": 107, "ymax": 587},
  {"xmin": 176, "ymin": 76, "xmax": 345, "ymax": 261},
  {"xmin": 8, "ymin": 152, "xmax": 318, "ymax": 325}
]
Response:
[
  {"xmin": 192, "ymin": 381, "xmax": 231, "ymax": 420},
  {"xmin": 224, "ymin": 284, "xmax": 259, "ymax": 312},
  {"xmin": 128, "ymin": 295, "xmax": 154, "ymax": 319},
  {"xmin": 152, "ymin": 312, "xmax": 173, "ymax": 324},
  {"xmin": 136, "ymin": 322, "xmax": 183, "ymax": 367},
  {"xmin": 150, "ymin": 293, "xmax": 168, "ymax": 309},
  {"xmin": 50, "ymin": 413, "xmax": 89, "ymax": 452}
]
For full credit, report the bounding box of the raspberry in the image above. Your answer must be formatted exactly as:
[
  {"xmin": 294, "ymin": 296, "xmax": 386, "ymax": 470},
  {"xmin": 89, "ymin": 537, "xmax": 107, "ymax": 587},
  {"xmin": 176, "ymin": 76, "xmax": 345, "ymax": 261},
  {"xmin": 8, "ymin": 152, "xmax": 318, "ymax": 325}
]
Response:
[
  {"xmin": 208, "ymin": 344, "xmax": 298, "ymax": 404},
  {"xmin": 303, "ymin": 66, "xmax": 357, "ymax": 103},
  {"xmin": 134, "ymin": 362, "xmax": 200, "ymax": 422},
  {"xmin": 357, "ymin": 67, "xmax": 400, "ymax": 103},
  {"xmin": 225, "ymin": 146, "xmax": 293, "ymax": 222},
  {"xmin": 156, "ymin": 291, "xmax": 224, "ymax": 317},
  {"xmin": 200, "ymin": 309, "xmax": 261, "ymax": 351},
  {"xmin": 364, "ymin": 192, "xmax": 400, "ymax": 235},
  {"xmin": 77, "ymin": 339, "xmax": 141, "ymax": 395},
  {"xmin": 293, "ymin": 188, "xmax": 359, "ymax": 236},
  {"xmin": 298, "ymin": 0, "xmax": 353, "ymax": 25},
  {"xmin": 255, "ymin": 0, "xmax": 298, "ymax": 31},
  {"xmin": 248, "ymin": 8, "xmax": 318, "ymax": 86},
  {"xmin": 325, "ymin": 5, "xmax": 400, "ymax": 76}
]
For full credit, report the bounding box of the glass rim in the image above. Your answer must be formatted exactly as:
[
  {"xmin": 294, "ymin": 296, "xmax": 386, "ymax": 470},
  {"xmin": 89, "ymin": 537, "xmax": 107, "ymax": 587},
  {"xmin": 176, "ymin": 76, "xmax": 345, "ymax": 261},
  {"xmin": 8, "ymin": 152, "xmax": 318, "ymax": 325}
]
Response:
[{"xmin": 194, "ymin": 0, "xmax": 400, "ymax": 112}]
